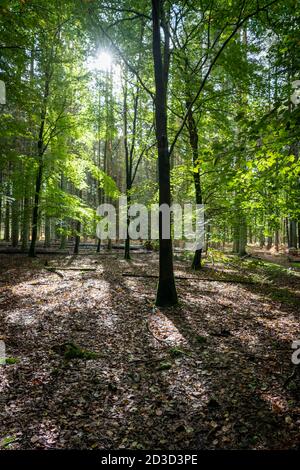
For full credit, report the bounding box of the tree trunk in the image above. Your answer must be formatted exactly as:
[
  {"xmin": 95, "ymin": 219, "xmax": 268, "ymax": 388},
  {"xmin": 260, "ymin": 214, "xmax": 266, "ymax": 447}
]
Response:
[
  {"xmin": 73, "ymin": 220, "xmax": 81, "ymax": 254},
  {"xmin": 4, "ymin": 197, "xmax": 10, "ymax": 242},
  {"xmin": 123, "ymin": 74, "xmax": 131, "ymax": 260},
  {"xmin": 11, "ymin": 199, "xmax": 19, "ymax": 247},
  {"xmin": 152, "ymin": 0, "xmax": 177, "ymax": 307},
  {"xmin": 233, "ymin": 222, "xmax": 240, "ymax": 253},
  {"xmin": 44, "ymin": 216, "xmax": 51, "ymax": 247},
  {"xmin": 0, "ymin": 171, "xmax": 2, "ymax": 239},
  {"xmin": 275, "ymin": 229, "xmax": 279, "ymax": 252},
  {"xmin": 289, "ymin": 219, "xmax": 297, "ymax": 249},
  {"xmin": 29, "ymin": 72, "xmax": 50, "ymax": 257},
  {"xmin": 29, "ymin": 161, "xmax": 43, "ymax": 257},
  {"xmin": 259, "ymin": 229, "xmax": 265, "ymax": 248},
  {"xmin": 124, "ymin": 193, "xmax": 131, "ymax": 260},
  {"xmin": 239, "ymin": 217, "xmax": 247, "ymax": 256}
]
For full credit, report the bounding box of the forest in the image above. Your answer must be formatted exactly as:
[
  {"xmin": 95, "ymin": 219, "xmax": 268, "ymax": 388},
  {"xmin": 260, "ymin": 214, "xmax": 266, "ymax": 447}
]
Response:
[{"xmin": 0, "ymin": 0, "xmax": 300, "ymax": 455}]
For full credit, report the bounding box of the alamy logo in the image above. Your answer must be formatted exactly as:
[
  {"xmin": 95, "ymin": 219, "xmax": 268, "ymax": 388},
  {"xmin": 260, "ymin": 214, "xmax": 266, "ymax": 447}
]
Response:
[
  {"xmin": 291, "ymin": 80, "xmax": 300, "ymax": 107},
  {"xmin": 291, "ymin": 340, "xmax": 300, "ymax": 365},
  {"xmin": 96, "ymin": 197, "xmax": 205, "ymax": 251},
  {"xmin": 0, "ymin": 80, "xmax": 5, "ymax": 105},
  {"xmin": 0, "ymin": 340, "xmax": 6, "ymax": 365}
]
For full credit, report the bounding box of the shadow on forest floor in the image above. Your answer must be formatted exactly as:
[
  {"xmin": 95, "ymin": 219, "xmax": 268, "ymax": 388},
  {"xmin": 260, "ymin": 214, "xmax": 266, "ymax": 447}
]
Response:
[{"xmin": 0, "ymin": 252, "xmax": 299, "ymax": 449}]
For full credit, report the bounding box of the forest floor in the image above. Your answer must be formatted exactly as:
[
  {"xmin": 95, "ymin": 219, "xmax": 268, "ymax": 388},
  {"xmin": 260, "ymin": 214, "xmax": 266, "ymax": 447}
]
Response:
[{"xmin": 0, "ymin": 250, "xmax": 300, "ymax": 450}]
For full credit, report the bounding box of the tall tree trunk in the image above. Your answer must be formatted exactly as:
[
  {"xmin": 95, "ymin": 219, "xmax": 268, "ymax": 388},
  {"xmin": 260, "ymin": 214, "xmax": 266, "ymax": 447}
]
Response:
[
  {"xmin": 4, "ymin": 198, "xmax": 10, "ymax": 242},
  {"xmin": 74, "ymin": 220, "xmax": 81, "ymax": 254},
  {"xmin": 152, "ymin": 0, "xmax": 177, "ymax": 306},
  {"xmin": 124, "ymin": 193, "xmax": 131, "ymax": 260},
  {"xmin": 73, "ymin": 190, "xmax": 82, "ymax": 254},
  {"xmin": 259, "ymin": 228, "xmax": 265, "ymax": 248},
  {"xmin": 0, "ymin": 170, "xmax": 2, "ymax": 239},
  {"xmin": 289, "ymin": 219, "xmax": 297, "ymax": 249},
  {"xmin": 123, "ymin": 73, "xmax": 131, "ymax": 260},
  {"xmin": 186, "ymin": 96, "xmax": 202, "ymax": 269},
  {"xmin": 21, "ymin": 196, "xmax": 30, "ymax": 251},
  {"xmin": 44, "ymin": 216, "xmax": 51, "ymax": 247},
  {"xmin": 29, "ymin": 72, "xmax": 50, "ymax": 257},
  {"xmin": 249, "ymin": 225, "xmax": 253, "ymax": 245},
  {"xmin": 11, "ymin": 199, "xmax": 19, "ymax": 247},
  {"xmin": 29, "ymin": 160, "xmax": 43, "ymax": 257},
  {"xmin": 233, "ymin": 220, "xmax": 240, "ymax": 253},
  {"xmin": 239, "ymin": 216, "xmax": 247, "ymax": 256},
  {"xmin": 275, "ymin": 229, "xmax": 279, "ymax": 252}
]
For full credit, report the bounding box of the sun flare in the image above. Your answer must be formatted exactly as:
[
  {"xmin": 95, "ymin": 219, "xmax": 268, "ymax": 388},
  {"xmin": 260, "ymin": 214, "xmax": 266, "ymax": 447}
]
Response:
[{"xmin": 88, "ymin": 51, "xmax": 112, "ymax": 72}]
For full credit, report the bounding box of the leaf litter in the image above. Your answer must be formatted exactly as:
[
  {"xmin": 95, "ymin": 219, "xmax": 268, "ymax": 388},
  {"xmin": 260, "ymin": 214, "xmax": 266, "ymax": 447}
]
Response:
[{"xmin": 0, "ymin": 252, "xmax": 300, "ymax": 449}]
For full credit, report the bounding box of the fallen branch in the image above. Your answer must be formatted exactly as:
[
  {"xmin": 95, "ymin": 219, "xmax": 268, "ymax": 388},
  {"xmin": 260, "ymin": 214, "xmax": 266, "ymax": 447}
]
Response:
[
  {"xmin": 122, "ymin": 272, "xmax": 256, "ymax": 284},
  {"xmin": 45, "ymin": 267, "xmax": 97, "ymax": 271},
  {"xmin": 44, "ymin": 267, "xmax": 64, "ymax": 278}
]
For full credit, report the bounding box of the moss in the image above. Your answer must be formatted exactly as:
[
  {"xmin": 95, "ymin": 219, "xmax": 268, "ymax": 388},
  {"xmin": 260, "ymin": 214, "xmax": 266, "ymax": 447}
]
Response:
[
  {"xmin": 157, "ymin": 361, "xmax": 172, "ymax": 371},
  {"xmin": 54, "ymin": 342, "xmax": 98, "ymax": 360},
  {"xmin": 169, "ymin": 347, "xmax": 185, "ymax": 358},
  {"xmin": 5, "ymin": 357, "xmax": 19, "ymax": 365}
]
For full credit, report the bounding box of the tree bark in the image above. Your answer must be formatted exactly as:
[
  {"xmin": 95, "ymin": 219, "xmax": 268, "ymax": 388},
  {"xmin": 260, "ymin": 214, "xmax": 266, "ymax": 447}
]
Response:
[
  {"xmin": 29, "ymin": 71, "xmax": 50, "ymax": 257},
  {"xmin": 11, "ymin": 199, "xmax": 19, "ymax": 247},
  {"xmin": 73, "ymin": 220, "xmax": 81, "ymax": 254},
  {"xmin": 152, "ymin": 0, "xmax": 177, "ymax": 306},
  {"xmin": 289, "ymin": 219, "xmax": 297, "ymax": 249},
  {"xmin": 186, "ymin": 99, "xmax": 202, "ymax": 269}
]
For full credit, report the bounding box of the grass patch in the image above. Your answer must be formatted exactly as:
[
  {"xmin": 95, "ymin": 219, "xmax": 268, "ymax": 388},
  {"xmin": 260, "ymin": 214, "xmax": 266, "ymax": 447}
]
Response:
[
  {"xmin": 265, "ymin": 286, "xmax": 299, "ymax": 305},
  {"xmin": 0, "ymin": 435, "xmax": 17, "ymax": 448},
  {"xmin": 5, "ymin": 357, "xmax": 19, "ymax": 365},
  {"xmin": 157, "ymin": 361, "xmax": 172, "ymax": 371},
  {"xmin": 53, "ymin": 342, "xmax": 98, "ymax": 360},
  {"xmin": 169, "ymin": 347, "xmax": 186, "ymax": 358}
]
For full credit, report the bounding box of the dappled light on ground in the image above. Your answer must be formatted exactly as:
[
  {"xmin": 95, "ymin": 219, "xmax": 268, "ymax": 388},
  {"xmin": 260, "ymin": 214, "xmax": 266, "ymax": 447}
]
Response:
[{"xmin": 0, "ymin": 253, "xmax": 300, "ymax": 449}]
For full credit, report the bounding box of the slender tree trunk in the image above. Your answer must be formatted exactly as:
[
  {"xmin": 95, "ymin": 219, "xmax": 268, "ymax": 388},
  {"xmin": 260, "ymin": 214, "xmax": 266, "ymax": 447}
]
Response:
[
  {"xmin": 275, "ymin": 230, "xmax": 279, "ymax": 252},
  {"xmin": 289, "ymin": 219, "xmax": 297, "ymax": 249},
  {"xmin": 124, "ymin": 193, "xmax": 131, "ymax": 260},
  {"xmin": 249, "ymin": 226, "xmax": 253, "ymax": 244},
  {"xmin": 29, "ymin": 72, "xmax": 50, "ymax": 257},
  {"xmin": 259, "ymin": 228, "xmax": 265, "ymax": 248},
  {"xmin": 44, "ymin": 216, "xmax": 51, "ymax": 247},
  {"xmin": 233, "ymin": 221, "xmax": 240, "ymax": 253},
  {"xmin": 267, "ymin": 235, "xmax": 272, "ymax": 250},
  {"xmin": 21, "ymin": 189, "xmax": 30, "ymax": 252},
  {"xmin": 11, "ymin": 199, "xmax": 19, "ymax": 247},
  {"xmin": 0, "ymin": 170, "xmax": 2, "ymax": 238},
  {"xmin": 29, "ymin": 161, "xmax": 43, "ymax": 257},
  {"xmin": 4, "ymin": 186, "xmax": 10, "ymax": 242},
  {"xmin": 239, "ymin": 217, "xmax": 247, "ymax": 256},
  {"xmin": 285, "ymin": 218, "xmax": 290, "ymax": 248},
  {"xmin": 59, "ymin": 175, "xmax": 67, "ymax": 249},
  {"xmin": 186, "ymin": 97, "xmax": 202, "ymax": 269},
  {"xmin": 73, "ymin": 190, "xmax": 82, "ymax": 254},
  {"xmin": 96, "ymin": 82, "xmax": 102, "ymax": 253},
  {"xmin": 152, "ymin": 0, "xmax": 177, "ymax": 306},
  {"xmin": 123, "ymin": 73, "xmax": 131, "ymax": 260},
  {"xmin": 74, "ymin": 220, "xmax": 81, "ymax": 254}
]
